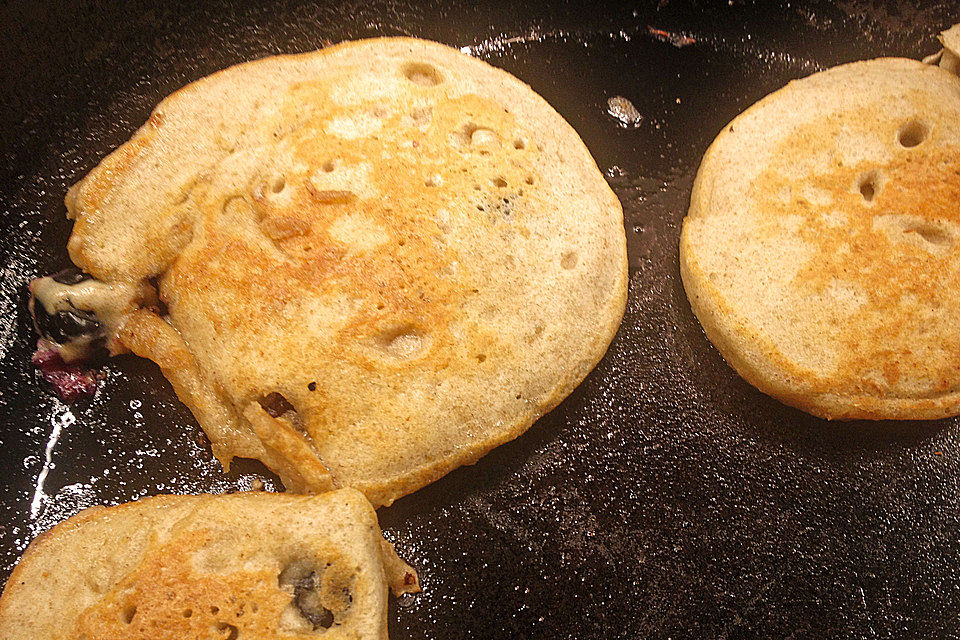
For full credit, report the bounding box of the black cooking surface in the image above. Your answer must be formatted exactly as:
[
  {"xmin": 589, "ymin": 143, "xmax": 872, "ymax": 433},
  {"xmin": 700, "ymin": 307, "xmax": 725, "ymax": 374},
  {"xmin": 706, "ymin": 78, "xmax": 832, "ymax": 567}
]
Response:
[{"xmin": 2, "ymin": 1, "xmax": 959, "ymax": 637}]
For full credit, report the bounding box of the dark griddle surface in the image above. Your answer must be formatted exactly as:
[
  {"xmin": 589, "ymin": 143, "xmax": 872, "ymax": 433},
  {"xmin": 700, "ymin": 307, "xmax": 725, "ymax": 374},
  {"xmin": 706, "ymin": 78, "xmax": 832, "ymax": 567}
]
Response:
[{"xmin": 1, "ymin": 1, "xmax": 959, "ymax": 638}]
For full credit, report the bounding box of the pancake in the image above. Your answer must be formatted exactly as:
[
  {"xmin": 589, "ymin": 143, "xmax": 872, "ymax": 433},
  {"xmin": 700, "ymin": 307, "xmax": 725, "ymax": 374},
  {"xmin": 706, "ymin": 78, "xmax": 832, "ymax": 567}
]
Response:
[
  {"xmin": 39, "ymin": 38, "xmax": 628, "ymax": 504},
  {"xmin": 924, "ymin": 23, "xmax": 960, "ymax": 73},
  {"xmin": 680, "ymin": 57, "xmax": 960, "ymax": 420},
  {"xmin": 0, "ymin": 489, "xmax": 418, "ymax": 640}
]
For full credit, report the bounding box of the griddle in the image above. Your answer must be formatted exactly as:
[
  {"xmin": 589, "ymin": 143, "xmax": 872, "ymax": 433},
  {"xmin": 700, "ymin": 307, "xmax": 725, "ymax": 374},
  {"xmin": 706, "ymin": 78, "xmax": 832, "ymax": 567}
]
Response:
[{"xmin": 1, "ymin": 1, "xmax": 958, "ymax": 637}]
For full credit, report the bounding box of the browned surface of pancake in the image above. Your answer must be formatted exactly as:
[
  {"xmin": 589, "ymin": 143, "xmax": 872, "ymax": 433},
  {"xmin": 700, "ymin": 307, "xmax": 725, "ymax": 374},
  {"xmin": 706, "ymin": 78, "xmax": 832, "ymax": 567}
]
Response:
[{"xmin": 681, "ymin": 58, "xmax": 960, "ymax": 419}]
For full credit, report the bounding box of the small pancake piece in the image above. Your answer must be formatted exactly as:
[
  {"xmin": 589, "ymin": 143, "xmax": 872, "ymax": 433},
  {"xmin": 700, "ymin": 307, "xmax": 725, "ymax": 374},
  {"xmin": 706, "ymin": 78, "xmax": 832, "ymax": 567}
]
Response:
[
  {"xmin": 61, "ymin": 38, "xmax": 628, "ymax": 503},
  {"xmin": 680, "ymin": 58, "xmax": 960, "ymax": 419},
  {"xmin": 924, "ymin": 23, "xmax": 960, "ymax": 73},
  {"xmin": 0, "ymin": 489, "xmax": 418, "ymax": 640}
]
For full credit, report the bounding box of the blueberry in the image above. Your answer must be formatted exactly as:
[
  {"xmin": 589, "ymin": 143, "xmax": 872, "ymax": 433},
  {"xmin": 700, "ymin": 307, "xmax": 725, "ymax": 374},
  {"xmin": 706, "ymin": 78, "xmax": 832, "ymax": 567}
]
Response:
[
  {"xmin": 51, "ymin": 266, "xmax": 90, "ymax": 286},
  {"xmin": 293, "ymin": 573, "xmax": 335, "ymax": 630},
  {"xmin": 278, "ymin": 562, "xmax": 343, "ymax": 630},
  {"xmin": 259, "ymin": 392, "xmax": 295, "ymax": 418},
  {"xmin": 33, "ymin": 304, "xmax": 105, "ymax": 349}
]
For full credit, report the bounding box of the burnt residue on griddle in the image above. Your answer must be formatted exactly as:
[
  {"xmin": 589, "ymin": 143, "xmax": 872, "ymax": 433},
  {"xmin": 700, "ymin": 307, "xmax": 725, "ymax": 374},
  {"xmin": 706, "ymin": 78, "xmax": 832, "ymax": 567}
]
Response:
[{"xmin": 606, "ymin": 95, "xmax": 643, "ymax": 128}]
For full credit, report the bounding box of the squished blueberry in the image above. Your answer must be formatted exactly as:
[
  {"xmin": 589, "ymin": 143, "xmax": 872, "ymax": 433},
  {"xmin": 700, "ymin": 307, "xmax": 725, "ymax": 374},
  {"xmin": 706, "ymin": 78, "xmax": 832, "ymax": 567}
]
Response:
[
  {"xmin": 278, "ymin": 561, "xmax": 348, "ymax": 630},
  {"xmin": 294, "ymin": 574, "xmax": 335, "ymax": 630},
  {"xmin": 260, "ymin": 392, "xmax": 295, "ymax": 418},
  {"xmin": 33, "ymin": 304, "xmax": 106, "ymax": 353},
  {"xmin": 51, "ymin": 266, "xmax": 91, "ymax": 286}
]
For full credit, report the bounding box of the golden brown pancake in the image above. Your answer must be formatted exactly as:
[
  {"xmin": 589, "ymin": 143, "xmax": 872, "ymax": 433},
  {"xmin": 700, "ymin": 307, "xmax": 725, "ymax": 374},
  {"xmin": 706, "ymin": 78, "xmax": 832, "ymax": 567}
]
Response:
[
  {"xmin": 47, "ymin": 38, "xmax": 628, "ymax": 504},
  {"xmin": 0, "ymin": 489, "xmax": 418, "ymax": 640},
  {"xmin": 680, "ymin": 57, "xmax": 960, "ymax": 420}
]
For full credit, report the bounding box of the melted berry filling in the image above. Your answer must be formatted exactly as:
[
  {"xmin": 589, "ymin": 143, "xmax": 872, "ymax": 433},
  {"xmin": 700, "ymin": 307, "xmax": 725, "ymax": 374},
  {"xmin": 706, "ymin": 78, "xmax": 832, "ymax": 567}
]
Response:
[{"xmin": 31, "ymin": 344, "xmax": 99, "ymax": 402}]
